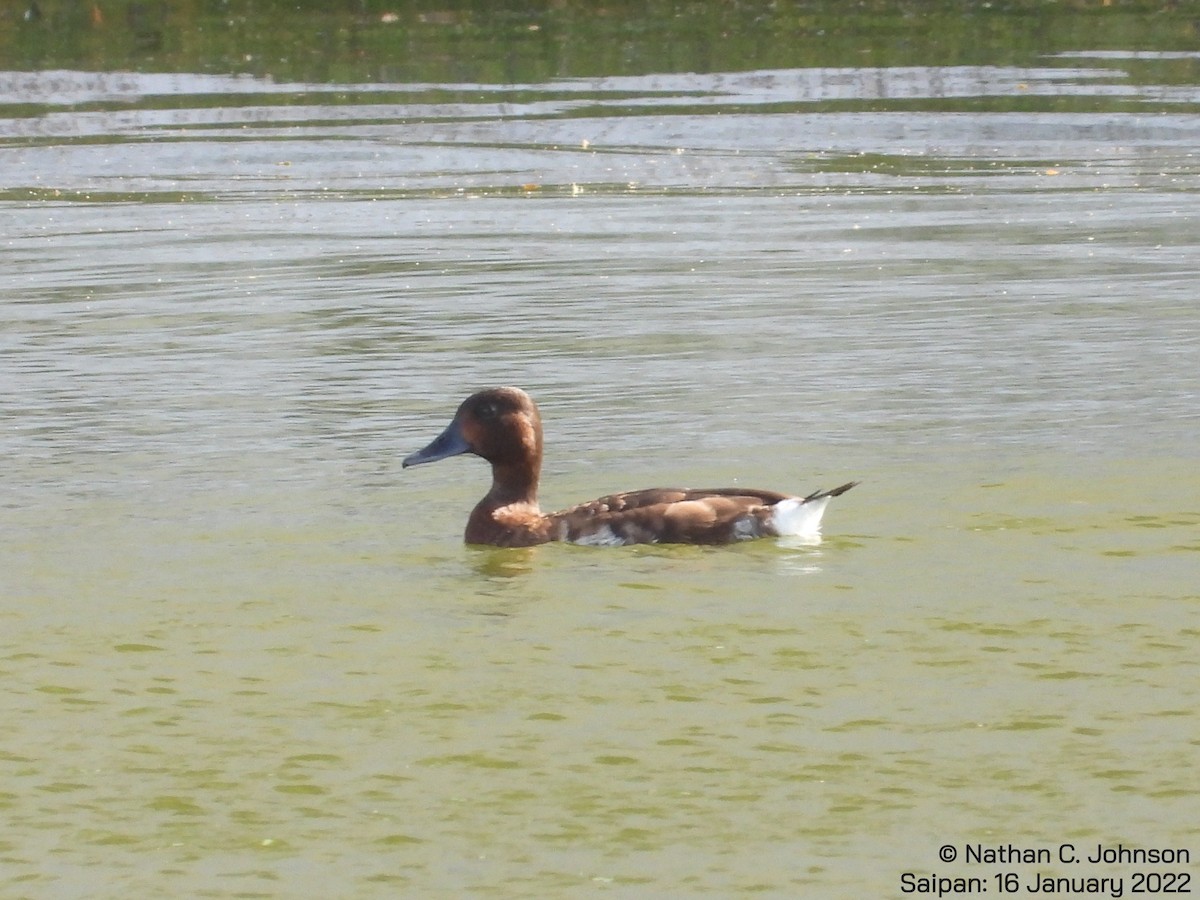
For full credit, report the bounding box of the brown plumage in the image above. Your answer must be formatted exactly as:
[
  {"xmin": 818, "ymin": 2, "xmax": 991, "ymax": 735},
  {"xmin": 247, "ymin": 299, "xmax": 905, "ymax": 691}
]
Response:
[{"xmin": 403, "ymin": 387, "xmax": 857, "ymax": 548}]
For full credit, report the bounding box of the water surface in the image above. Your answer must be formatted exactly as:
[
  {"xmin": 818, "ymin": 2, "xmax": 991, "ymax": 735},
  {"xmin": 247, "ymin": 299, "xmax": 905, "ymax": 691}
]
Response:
[{"xmin": 2, "ymin": 42, "xmax": 1199, "ymax": 899}]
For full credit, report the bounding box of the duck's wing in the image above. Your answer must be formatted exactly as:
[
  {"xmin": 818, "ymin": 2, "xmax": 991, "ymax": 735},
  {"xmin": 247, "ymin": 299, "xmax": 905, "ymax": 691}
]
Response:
[{"xmin": 548, "ymin": 493, "xmax": 768, "ymax": 546}]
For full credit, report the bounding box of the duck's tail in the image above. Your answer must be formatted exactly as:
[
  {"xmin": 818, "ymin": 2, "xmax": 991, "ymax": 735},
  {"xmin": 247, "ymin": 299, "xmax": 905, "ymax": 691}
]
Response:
[{"xmin": 770, "ymin": 481, "xmax": 859, "ymax": 542}]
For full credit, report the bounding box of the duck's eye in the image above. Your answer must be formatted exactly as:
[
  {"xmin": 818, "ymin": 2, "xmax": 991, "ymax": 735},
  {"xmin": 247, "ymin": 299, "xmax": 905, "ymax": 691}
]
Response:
[{"xmin": 477, "ymin": 401, "xmax": 499, "ymax": 420}]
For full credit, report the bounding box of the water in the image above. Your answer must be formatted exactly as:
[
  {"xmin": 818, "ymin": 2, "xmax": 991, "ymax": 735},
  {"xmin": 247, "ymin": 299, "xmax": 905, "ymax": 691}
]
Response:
[{"xmin": 2, "ymin": 50, "xmax": 1199, "ymax": 898}]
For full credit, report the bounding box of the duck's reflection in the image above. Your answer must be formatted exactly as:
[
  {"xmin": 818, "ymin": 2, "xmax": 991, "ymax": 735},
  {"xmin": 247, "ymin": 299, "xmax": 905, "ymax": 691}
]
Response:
[{"xmin": 470, "ymin": 545, "xmax": 537, "ymax": 579}]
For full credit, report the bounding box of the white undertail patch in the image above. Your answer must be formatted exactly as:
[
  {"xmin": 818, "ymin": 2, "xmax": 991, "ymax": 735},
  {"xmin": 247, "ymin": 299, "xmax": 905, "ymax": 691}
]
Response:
[{"xmin": 770, "ymin": 496, "xmax": 833, "ymax": 544}]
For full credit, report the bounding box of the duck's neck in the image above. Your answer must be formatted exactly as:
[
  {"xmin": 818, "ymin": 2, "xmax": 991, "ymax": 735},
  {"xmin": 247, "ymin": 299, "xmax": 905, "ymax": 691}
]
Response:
[{"xmin": 486, "ymin": 458, "xmax": 540, "ymax": 509}]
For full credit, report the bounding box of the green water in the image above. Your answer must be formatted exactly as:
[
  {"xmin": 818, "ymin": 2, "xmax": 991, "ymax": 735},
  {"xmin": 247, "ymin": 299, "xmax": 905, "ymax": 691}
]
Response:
[{"xmin": 3, "ymin": 3, "xmax": 1199, "ymax": 897}]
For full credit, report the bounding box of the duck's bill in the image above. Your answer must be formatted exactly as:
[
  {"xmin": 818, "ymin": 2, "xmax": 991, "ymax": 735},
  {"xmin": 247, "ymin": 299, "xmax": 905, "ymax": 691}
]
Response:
[{"xmin": 402, "ymin": 419, "xmax": 471, "ymax": 467}]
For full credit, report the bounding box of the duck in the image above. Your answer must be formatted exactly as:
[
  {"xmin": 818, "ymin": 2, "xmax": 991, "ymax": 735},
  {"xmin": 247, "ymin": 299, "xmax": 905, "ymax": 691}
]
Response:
[{"xmin": 403, "ymin": 387, "xmax": 858, "ymax": 548}]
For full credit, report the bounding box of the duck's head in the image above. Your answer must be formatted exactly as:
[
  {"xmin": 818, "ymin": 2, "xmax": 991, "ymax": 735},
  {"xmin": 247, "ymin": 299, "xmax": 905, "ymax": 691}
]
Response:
[{"xmin": 403, "ymin": 387, "xmax": 544, "ymax": 475}]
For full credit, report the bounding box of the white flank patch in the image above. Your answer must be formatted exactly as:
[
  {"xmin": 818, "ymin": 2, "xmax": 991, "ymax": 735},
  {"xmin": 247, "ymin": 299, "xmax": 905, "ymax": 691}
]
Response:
[
  {"xmin": 570, "ymin": 524, "xmax": 628, "ymax": 547},
  {"xmin": 732, "ymin": 516, "xmax": 762, "ymax": 541},
  {"xmin": 770, "ymin": 496, "xmax": 833, "ymax": 544}
]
